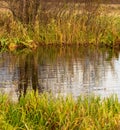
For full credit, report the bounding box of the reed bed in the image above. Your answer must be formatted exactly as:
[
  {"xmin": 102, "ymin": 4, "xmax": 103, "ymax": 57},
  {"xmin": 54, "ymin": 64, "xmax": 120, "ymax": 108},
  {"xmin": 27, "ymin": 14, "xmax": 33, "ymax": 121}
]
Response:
[
  {"xmin": 0, "ymin": 2, "xmax": 120, "ymax": 50},
  {"xmin": 0, "ymin": 92, "xmax": 120, "ymax": 130}
]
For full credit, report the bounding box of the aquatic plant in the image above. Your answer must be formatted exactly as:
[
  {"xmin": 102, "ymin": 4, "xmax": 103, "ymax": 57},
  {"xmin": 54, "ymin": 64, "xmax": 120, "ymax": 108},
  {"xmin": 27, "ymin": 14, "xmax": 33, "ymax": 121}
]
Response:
[
  {"xmin": 0, "ymin": 92, "xmax": 120, "ymax": 130},
  {"xmin": 0, "ymin": 1, "xmax": 120, "ymax": 50}
]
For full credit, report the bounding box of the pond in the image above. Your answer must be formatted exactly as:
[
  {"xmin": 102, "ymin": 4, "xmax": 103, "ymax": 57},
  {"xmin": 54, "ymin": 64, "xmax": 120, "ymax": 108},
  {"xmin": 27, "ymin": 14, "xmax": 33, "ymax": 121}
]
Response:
[{"xmin": 0, "ymin": 46, "xmax": 120, "ymax": 101}]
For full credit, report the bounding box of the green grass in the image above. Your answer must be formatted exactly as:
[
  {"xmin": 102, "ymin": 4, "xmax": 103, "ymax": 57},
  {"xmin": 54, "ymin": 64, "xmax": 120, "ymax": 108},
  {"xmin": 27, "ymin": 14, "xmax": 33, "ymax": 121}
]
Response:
[{"xmin": 0, "ymin": 92, "xmax": 120, "ymax": 130}]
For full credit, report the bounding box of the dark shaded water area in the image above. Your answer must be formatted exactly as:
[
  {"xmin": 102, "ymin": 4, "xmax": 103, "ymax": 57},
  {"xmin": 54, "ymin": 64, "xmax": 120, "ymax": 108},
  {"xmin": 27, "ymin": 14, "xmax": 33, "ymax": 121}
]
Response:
[{"xmin": 0, "ymin": 46, "xmax": 120, "ymax": 101}]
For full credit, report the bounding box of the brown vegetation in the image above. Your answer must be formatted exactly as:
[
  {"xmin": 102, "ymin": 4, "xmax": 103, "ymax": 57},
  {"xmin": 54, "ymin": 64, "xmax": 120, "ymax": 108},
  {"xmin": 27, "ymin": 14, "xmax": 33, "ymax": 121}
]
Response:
[
  {"xmin": 0, "ymin": 0, "xmax": 119, "ymax": 25},
  {"xmin": 0, "ymin": 0, "xmax": 119, "ymax": 49}
]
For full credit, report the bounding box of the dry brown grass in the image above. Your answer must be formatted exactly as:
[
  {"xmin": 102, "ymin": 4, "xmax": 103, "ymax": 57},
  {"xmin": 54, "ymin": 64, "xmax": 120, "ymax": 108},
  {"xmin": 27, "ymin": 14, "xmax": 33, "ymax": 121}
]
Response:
[
  {"xmin": 101, "ymin": 4, "xmax": 120, "ymax": 16},
  {"xmin": 0, "ymin": 1, "xmax": 120, "ymax": 48}
]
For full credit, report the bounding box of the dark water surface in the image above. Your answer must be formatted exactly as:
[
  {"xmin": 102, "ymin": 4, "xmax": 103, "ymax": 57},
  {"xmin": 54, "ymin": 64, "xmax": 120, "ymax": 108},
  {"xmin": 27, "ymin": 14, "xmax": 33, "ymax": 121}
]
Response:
[{"xmin": 0, "ymin": 46, "xmax": 120, "ymax": 101}]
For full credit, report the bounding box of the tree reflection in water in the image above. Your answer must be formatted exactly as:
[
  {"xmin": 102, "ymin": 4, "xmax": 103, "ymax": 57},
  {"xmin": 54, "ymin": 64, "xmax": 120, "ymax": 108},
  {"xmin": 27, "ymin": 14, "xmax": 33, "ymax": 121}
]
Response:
[
  {"xmin": 15, "ymin": 46, "xmax": 120, "ymax": 99},
  {"xmin": 0, "ymin": 46, "xmax": 120, "ymax": 101},
  {"xmin": 17, "ymin": 50, "xmax": 42, "ymax": 99}
]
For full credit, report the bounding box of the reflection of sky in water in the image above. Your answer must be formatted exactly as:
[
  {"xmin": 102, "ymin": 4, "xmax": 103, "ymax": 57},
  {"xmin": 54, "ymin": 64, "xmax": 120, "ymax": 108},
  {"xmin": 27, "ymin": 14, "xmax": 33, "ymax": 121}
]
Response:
[
  {"xmin": 97, "ymin": 58, "xmax": 120, "ymax": 99},
  {"xmin": 87, "ymin": 57, "xmax": 120, "ymax": 100},
  {"xmin": 0, "ymin": 49, "xmax": 120, "ymax": 101},
  {"xmin": 39, "ymin": 56, "xmax": 120, "ymax": 100}
]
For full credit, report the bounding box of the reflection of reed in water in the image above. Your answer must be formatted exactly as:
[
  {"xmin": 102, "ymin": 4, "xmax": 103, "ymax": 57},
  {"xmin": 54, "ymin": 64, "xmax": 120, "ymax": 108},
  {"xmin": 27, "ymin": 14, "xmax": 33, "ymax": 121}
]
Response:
[
  {"xmin": 0, "ymin": 46, "xmax": 119, "ymax": 100},
  {"xmin": 17, "ymin": 52, "xmax": 43, "ymax": 100},
  {"xmin": 35, "ymin": 46, "xmax": 119, "ymax": 97}
]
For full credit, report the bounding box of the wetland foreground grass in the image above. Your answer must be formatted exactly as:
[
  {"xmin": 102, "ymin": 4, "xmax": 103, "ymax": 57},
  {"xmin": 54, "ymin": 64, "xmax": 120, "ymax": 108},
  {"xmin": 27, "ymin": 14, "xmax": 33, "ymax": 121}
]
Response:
[{"xmin": 0, "ymin": 92, "xmax": 120, "ymax": 130}]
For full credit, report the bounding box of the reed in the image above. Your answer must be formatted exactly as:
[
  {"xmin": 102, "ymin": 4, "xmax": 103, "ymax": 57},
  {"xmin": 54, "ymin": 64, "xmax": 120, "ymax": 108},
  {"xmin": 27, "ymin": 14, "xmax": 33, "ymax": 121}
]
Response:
[
  {"xmin": 0, "ymin": 92, "xmax": 120, "ymax": 130},
  {"xmin": 0, "ymin": 2, "xmax": 120, "ymax": 50}
]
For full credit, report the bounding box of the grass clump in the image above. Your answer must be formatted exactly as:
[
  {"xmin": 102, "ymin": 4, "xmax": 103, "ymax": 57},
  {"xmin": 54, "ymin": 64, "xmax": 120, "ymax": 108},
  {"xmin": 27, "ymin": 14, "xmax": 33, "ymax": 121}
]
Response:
[{"xmin": 0, "ymin": 92, "xmax": 120, "ymax": 130}]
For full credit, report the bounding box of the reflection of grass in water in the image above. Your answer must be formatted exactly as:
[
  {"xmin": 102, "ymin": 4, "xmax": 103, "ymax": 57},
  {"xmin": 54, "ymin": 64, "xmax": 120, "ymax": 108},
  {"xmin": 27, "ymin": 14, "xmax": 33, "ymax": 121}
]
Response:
[{"xmin": 0, "ymin": 92, "xmax": 120, "ymax": 129}]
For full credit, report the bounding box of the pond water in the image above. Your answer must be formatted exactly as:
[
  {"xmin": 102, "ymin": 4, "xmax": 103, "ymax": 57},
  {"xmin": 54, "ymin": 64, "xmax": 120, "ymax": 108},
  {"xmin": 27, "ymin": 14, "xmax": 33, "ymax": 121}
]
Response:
[{"xmin": 0, "ymin": 46, "xmax": 120, "ymax": 101}]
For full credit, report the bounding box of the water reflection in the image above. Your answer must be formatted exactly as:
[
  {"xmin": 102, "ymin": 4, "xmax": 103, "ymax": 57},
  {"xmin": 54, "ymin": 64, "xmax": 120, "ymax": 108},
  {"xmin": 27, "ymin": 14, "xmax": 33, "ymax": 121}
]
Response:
[
  {"xmin": 17, "ymin": 51, "xmax": 42, "ymax": 100},
  {"xmin": 0, "ymin": 46, "xmax": 120, "ymax": 101}
]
